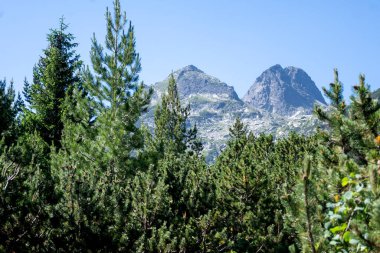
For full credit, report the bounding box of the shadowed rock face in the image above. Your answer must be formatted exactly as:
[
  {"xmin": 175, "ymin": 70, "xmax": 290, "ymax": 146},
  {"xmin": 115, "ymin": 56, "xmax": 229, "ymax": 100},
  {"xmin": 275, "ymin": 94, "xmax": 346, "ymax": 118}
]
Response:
[{"xmin": 243, "ymin": 64, "xmax": 326, "ymax": 116}]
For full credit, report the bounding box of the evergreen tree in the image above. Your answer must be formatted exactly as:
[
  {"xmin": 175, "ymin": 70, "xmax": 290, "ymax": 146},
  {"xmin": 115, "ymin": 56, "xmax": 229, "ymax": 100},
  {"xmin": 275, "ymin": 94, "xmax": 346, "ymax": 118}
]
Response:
[
  {"xmin": 0, "ymin": 19, "xmax": 83, "ymax": 251},
  {"xmin": 131, "ymin": 73, "xmax": 209, "ymax": 251},
  {"xmin": 149, "ymin": 74, "xmax": 202, "ymax": 158},
  {"xmin": 0, "ymin": 79, "xmax": 22, "ymax": 147},
  {"xmin": 51, "ymin": 0, "xmax": 151, "ymax": 250},
  {"xmin": 210, "ymin": 119, "xmax": 294, "ymax": 252},
  {"xmin": 79, "ymin": 0, "xmax": 151, "ymax": 176},
  {"xmin": 350, "ymin": 74, "xmax": 379, "ymax": 140},
  {"xmin": 321, "ymin": 73, "xmax": 379, "ymax": 252},
  {"xmin": 286, "ymin": 70, "xmax": 380, "ymax": 252},
  {"xmin": 23, "ymin": 18, "xmax": 82, "ymax": 148}
]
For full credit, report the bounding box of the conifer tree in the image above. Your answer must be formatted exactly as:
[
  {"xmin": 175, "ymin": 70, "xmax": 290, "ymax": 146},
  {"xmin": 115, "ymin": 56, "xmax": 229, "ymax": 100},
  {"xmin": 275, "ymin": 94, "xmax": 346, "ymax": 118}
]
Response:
[
  {"xmin": 0, "ymin": 79, "xmax": 22, "ymax": 147},
  {"xmin": 51, "ymin": 0, "xmax": 151, "ymax": 250},
  {"xmin": 0, "ymin": 20, "xmax": 83, "ymax": 251},
  {"xmin": 351, "ymin": 75, "xmax": 379, "ymax": 135},
  {"xmin": 85, "ymin": 0, "xmax": 151, "ymax": 115},
  {"xmin": 287, "ymin": 70, "xmax": 380, "ymax": 252},
  {"xmin": 322, "ymin": 73, "xmax": 379, "ymax": 252},
  {"xmin": 150, "ymin": 74, "xmax": 202, "ymax": 157},
  {"xmin": 23, "ymin": 18, "xmax": 82, "ymax": 148},
  {"xmin": 211, "ymin": 119, "xmax": 292, "ymax": 252},
  {"xmin": 129, "ymin": 73, "xmax": 210, "ymax": 251},
  {"xmin": 314, "ymin": 69, "xmax": 351, "ymax": 156},
  {"xmin": 80, "ymin": 0, "xmax": 151, "ymax": 177}
]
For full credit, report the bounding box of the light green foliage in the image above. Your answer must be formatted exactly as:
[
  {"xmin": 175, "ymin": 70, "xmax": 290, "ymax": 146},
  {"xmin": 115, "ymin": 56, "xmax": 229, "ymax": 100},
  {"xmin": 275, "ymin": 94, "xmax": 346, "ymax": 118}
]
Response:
[{"xmin": 293, "ymin": 70, "xmax": 380, "ymax": 253}]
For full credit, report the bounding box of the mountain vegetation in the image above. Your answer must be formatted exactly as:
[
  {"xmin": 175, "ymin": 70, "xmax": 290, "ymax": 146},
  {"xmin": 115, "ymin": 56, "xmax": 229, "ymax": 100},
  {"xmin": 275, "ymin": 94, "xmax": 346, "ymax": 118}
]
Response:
[{"xmin": 1, "ymin": 1, "xmax": 379, "ymax": 252}]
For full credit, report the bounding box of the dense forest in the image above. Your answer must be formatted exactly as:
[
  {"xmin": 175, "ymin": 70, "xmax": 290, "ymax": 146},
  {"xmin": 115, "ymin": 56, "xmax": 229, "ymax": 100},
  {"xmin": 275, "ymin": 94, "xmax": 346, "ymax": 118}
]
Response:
[{"xmin": 1, "ymin": 1, "xmax": 379, "ymax": 252}]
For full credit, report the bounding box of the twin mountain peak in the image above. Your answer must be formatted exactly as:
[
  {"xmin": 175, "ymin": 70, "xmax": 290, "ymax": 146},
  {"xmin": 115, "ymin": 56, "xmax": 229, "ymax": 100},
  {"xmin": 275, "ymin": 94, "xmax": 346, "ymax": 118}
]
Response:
[
  {"xmin": 145, "ymin": 64, "xmax": 325, "ymax": 161},
  {"xmin": 151, "ymin": 64, "xmax": 326, "ymax": 116}
]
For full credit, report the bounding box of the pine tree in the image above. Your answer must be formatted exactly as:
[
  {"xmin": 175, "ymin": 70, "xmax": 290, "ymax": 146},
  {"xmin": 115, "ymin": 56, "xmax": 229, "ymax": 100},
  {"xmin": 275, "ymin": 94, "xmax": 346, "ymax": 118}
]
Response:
[
  {"xmin": 210, "ymin": 119, "xmax": 294, "ymax": 252},
  {"xmin": 289, "ymin": 70, "xmax": 380, "ymax": 252},
  {"xmin": 50, "ymin": 0, "xmax": 151, "ymax": 250},
  {"xmin": 85, "ymin": 0, "xmax": 151, "ymax": 115},
  {"xmin": 127, "ymin": 73, "xmax": 211, "ymax": 252},
  {"xmin": 314, "ymin": 69, "xmax": 351, "ymax": 156},
  {"xmin": 0, "ymin": 79, "xmax": 22, "ymax": 147},
  {"xmin": 150, "ymin": 74, "xmax": 202, "ymax": 158},
  {"xmin": 23, "ymin": 18, "xmax": 82, "ymax": 148},
  {"xmin": 80, "ymin": 0, "xmax": 151, "ymax": 177}
]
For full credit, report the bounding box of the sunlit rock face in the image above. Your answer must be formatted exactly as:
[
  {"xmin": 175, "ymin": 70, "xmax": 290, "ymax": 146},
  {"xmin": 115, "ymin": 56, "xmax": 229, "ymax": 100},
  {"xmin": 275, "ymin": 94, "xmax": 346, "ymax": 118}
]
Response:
[
  {"xmin": 143, "ymin": 64, "xmax": 325, "ymax": 163},
  {"xmin": 243, "ymin": 64, "xmax": 326, "ymax": 116}
]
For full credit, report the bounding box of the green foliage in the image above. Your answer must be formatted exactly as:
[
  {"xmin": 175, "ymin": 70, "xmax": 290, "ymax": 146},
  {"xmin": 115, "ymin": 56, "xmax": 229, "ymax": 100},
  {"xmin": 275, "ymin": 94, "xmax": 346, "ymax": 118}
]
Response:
[
  {"xmin": 210, "ymin": 119, "xmax": 316, "ymax": 252},
  {"xmin": 290, "ymin": 70, "xmax": 380, "ymax": 253},
  {"xmin": 1, "ymin": 1, "xmax": 379, "ymax": 251},
  {"xmin": 47, "ymin": 0, "xmax": 153, "ymax": 250},
  {"xmin": 85, "ymin": 0, "xmax": 151, "ymax": 115},
  {"xmin": 23, "ymin": 18, "xmax": 82, "ymax": 148},
  {"xmin": 148, "ymin": 74, "xmax": 202, "ymax": 158},
  {"xmin": 0, "ymin": 79, "xmax": 22, "ymax": 146}
]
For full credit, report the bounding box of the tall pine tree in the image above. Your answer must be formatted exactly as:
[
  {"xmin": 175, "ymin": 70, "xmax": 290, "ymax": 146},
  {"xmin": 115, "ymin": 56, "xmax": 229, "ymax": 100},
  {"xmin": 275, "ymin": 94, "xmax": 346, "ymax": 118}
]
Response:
[
  {"xmin": 23, "ymin": 18, "xmax": 82, "ymax": 148},
  {"xmin": 51, "ymin": 0, "xmax": 151, "ymax": 250}
]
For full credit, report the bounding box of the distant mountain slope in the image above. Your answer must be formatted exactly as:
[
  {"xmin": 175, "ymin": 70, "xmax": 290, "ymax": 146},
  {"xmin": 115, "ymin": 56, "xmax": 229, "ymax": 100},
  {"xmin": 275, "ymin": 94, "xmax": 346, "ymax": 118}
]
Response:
[
  {"xmin": 142, "ymin": 65, "xmax": 324, "ymax": 162},
  {"xmin": 243, "ymin": 64, "xmax": 326, "ymax": 116},
  {"xmin": 150, "ymin": 65, "xmax": 244, "ymax": 112},
  {"xmin": 372, "ymin": 88, "xmax": 380, "ymax": 102}
]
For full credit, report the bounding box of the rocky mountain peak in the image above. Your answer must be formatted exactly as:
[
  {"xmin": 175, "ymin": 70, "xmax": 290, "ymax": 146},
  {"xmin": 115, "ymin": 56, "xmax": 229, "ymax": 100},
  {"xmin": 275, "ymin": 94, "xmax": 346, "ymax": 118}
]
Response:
[
  {"xmin": 243, "ymin": 65, "xmax": 326, "ymax": 116},
  {"xmin": 144, "ymin": 64, "xmax": 326, "ymax": 162},
  {"xmin": 175, "ymin": 65, "xmax": 203, "ymax": 74},
  {"xmin": 268, "ymin": 64, "xmax": 283, "ymax": 71},
  {"xmin": 153, "ymin": 65, "xmax": 241, "ymax": 102}
]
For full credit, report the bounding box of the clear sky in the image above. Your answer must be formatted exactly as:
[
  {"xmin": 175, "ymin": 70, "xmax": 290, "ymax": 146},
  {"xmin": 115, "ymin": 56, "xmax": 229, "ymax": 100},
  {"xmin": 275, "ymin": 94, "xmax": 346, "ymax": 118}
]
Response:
[{"xmin": 1, "ymin": 0, "xmax": 380, "ymax": 100}]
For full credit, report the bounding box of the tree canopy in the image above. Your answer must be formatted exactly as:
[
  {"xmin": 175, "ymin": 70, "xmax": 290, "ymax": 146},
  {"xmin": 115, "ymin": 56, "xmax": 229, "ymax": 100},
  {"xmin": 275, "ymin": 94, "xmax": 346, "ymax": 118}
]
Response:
[{"xmin": 0, "ymin": 1, "xmax": 379, "ymax": 252}]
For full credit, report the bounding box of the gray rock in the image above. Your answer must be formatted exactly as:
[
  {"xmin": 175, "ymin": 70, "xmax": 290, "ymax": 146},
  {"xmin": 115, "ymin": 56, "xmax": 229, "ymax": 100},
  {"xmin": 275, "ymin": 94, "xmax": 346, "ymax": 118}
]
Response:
[
  {"xmin": 243, "ymin": 64, "xmax": 326, "ymax": 116},
  {"xmin": 151, "ymin": 65, "xmax": 241, "ymax": 102},
  {"xmin": 142, "ymin": 64, "xmax": 325, "ymax": 163}
]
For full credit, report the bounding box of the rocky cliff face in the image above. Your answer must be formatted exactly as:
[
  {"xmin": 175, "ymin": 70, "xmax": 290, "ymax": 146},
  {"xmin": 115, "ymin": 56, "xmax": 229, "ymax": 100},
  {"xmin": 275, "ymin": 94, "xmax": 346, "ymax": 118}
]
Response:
[
  {"xmin": 243, "ymin": 64, "xmax": 326, "ymax": 116},
  {"xmin": 372, "ymin": 88, "xmax": 380, "ymax": 102},
  {"xmin": 143, "ymin": 64, "xmax": 325, "ymax": 162},
  {"xmin": 150, "ymin": 65, "xmax": 243, "ymax": 109}
]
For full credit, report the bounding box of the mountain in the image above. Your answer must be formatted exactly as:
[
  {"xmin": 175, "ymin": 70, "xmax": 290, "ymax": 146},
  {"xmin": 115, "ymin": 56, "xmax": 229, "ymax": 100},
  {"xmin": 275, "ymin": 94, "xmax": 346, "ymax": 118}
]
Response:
[
  {"xmin": 143, "ymin": 65, "xmax": 324, "ymax": 162},
  {"xmin": 243, "ymin": 64, "xmax": 326, "ymax": 116},
  {"xmin": 150, "ymin": 65, "xmax": 244, "ymax": 112},
  {"xmin": 372, "ymin": 88, "xmax": 380, "ymax": 102}
]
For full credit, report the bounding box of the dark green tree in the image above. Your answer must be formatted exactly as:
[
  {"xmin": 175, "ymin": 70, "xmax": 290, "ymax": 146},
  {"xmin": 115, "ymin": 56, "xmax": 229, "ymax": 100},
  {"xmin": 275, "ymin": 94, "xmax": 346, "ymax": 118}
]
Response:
[
  {"xmin": 0, "ymin": 79, "xmax": 22, "ymax": 147},
  {"xmin": 209, "ymin": 119, "xmax": 292, "ymax": 252},
  {"xmin": 149, "ymin": 74, "xmax": 202, "ymax": 158},
  {"xmin": 321, "ymin": 73, "xmax": 380, "ymax": 252},
  {"xmin": 23, "ymin": 18, "xmax": 82, "ymax": 148},
  {"xmin": 0, "ymin": 19, "xmax": 82, "ymax": 251}
]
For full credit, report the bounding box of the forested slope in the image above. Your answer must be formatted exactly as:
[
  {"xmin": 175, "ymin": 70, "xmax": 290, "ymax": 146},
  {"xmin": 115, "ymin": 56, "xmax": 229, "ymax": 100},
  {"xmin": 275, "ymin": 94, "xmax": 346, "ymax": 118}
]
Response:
[{"xmin": 0, "ymin": 1, "xmax": 379, "ymax": 252}]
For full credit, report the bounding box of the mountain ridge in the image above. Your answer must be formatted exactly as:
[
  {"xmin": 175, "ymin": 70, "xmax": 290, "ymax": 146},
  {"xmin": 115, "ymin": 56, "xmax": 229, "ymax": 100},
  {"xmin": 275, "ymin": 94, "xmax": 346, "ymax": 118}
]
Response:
[{"xmin": 143, "ymin": 64, "xmax": 325, "ymax": 162}]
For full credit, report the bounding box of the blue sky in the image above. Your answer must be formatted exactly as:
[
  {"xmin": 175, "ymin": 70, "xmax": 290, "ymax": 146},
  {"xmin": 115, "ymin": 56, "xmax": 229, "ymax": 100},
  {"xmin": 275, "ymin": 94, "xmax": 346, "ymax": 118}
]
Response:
[{"xmin": 1, "ymin": 0, "xmax": 380, "ymax": 100}]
